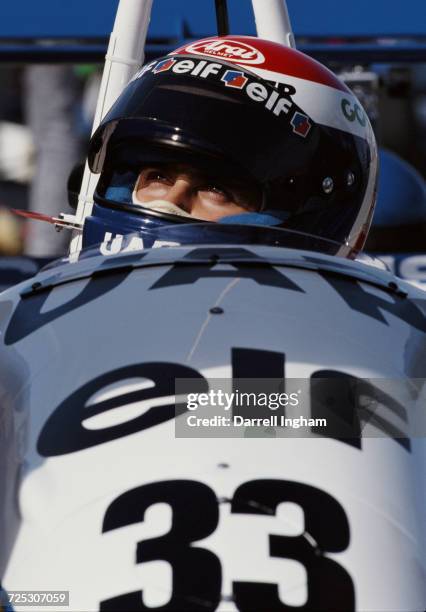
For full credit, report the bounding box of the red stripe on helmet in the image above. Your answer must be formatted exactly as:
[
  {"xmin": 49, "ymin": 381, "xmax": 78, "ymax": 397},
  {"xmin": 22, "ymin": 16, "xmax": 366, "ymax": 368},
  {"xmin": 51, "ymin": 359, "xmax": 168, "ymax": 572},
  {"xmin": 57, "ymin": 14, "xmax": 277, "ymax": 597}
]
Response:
[{"xmin": 174, "ymin": 36, "xmax": 349, "ymax": 93}]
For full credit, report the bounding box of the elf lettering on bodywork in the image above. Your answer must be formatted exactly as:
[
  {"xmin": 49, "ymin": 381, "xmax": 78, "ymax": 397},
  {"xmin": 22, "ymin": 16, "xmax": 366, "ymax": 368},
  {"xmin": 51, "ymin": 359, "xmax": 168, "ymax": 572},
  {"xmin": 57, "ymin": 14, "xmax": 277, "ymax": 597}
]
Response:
[{"xmin": 37, "ymin": 348, "xmax": 410, "ymax": 457}]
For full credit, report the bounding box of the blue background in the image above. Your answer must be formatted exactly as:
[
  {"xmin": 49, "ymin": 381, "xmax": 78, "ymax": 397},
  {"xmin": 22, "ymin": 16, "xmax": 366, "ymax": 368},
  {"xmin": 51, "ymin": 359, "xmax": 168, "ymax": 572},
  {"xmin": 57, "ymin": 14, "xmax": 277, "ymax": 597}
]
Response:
[{"xmin": 1, "ymin": 0, "xmax": 425, "ymax": 39}]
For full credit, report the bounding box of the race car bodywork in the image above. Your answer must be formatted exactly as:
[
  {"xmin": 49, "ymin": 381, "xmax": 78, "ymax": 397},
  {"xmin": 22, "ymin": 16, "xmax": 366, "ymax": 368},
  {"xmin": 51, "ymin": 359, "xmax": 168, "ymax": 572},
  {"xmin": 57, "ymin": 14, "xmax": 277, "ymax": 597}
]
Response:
[{"xmin": 0, "ymin": 241, "xmax": 425, "ymax": 610}]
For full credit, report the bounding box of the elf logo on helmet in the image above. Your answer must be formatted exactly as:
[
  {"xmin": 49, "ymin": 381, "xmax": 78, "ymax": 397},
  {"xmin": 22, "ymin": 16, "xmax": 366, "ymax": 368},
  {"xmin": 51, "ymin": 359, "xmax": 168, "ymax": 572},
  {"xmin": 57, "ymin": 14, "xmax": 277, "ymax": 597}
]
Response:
[
  {"xmin": 341, "ymin": 98, "xmax": 367, "ymax": 127},
  {"xmin": 185, "ymin": 39, "xmax": 265, "ymax": 65},
  {"xmin": 153, "ymin": 59, "xmax": 176, "ymax": 73},
  {"xmin": 291, "ymin": 112, "xmax": 312, "ymax": 138},
  {"xmin": 148, "ymin": 57, "xmax": 296, "ymax": 120},
  {"xmin": 221, "ymin": 70, "xmax": 249, "ymax": 89}
]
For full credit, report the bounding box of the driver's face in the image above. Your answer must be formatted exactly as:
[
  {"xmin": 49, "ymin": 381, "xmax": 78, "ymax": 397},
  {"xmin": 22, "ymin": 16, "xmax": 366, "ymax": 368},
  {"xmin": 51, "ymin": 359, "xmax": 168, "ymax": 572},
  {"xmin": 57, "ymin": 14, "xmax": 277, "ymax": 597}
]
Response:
[{"xmin": 134, "ymin": 163, "xmax": 261, "ymax": 221}]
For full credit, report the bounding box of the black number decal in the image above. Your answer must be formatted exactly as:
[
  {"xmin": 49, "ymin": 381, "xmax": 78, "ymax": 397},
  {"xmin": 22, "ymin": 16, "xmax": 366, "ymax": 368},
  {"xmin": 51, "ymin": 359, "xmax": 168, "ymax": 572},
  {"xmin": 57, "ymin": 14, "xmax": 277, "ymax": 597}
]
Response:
[
  {"xmin": 100, "ymin": 480, "xmax": 221, "ymax": 611},
  {"xmin": 101, "ymin": 479, "xmax": 354, "ymax": 611},
  {"xmin": 231, "ymin": 480, "xmax": 355, "ymax": 611}
]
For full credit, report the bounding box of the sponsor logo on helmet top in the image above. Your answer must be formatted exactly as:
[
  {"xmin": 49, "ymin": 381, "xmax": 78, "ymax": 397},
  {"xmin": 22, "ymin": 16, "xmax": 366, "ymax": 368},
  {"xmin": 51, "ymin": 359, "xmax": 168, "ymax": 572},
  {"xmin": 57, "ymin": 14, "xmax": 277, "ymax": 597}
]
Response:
[
  {"xmin": 185, "ymin": 39, "xmax": 265, "ymax": 65},
  {"xmin": 144, "ymin": 57, "xmax": 307, "ymax": 125},
  {"xmin": 291, "ymin": 112, "xmax": 312, "ymax": 138},
  {"xmin": 153, "ymin": 59, "xmax": 176, "ymax": 73},
  {"xmin": 221, "ymin": 70, "xmax": 249, "ymax": 89}
]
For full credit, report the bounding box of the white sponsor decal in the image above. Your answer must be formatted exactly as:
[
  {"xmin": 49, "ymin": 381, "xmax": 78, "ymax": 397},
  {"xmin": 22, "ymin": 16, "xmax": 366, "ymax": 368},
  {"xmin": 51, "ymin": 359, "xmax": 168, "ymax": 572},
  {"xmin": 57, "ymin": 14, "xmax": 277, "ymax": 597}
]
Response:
[
  {"xmin": 99, "ymin": 232, "xmax": 179, "ymax": 256},
  {"xmin": 139, "ymin": 58, "xmax": 295, "ymax": 120},
  {"xmin": 130, "ymin": 59, "xmax": 372, "ymax": 141},
  {"xmin": 250, "ymin": 66, "xmax": 373, "ymax": 140},
  {"xmin": 185, "ymin": 38, "xmax": 265, "ymax": 65}
]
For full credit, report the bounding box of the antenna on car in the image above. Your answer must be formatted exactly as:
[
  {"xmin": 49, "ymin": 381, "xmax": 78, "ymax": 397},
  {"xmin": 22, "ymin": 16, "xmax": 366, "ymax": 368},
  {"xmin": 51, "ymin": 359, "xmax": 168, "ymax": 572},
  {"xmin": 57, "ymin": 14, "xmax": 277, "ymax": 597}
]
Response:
[{"xmin": 215, "ymin": 0, "xmax": 230, "ymax": 36}]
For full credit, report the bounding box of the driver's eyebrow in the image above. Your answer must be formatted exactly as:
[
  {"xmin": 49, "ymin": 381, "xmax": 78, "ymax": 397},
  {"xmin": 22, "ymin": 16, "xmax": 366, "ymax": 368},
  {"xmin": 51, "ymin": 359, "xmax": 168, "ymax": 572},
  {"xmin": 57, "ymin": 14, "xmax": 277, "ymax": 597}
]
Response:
[
  {"xmin": 168, "ymin": 165, "xmax": 214, "ymax": 182},
  {"xmin": 142, "ymin": 164, "xmax": 203, "ymax": 183},
  {"xmin": 141, "ymin": 164, "xmax": 252, "ymax": 196},
  {"xmin": 158, "ymin": 165, "xmax": 236, "ymax": 190}
]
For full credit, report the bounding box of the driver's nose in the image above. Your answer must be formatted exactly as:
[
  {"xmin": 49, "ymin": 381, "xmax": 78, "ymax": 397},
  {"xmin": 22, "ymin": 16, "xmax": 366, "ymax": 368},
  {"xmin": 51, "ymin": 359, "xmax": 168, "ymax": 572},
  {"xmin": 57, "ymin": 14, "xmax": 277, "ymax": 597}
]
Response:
[{"xmin": 163, "ymin": 178, "xmax": 193, "ymax": 213}]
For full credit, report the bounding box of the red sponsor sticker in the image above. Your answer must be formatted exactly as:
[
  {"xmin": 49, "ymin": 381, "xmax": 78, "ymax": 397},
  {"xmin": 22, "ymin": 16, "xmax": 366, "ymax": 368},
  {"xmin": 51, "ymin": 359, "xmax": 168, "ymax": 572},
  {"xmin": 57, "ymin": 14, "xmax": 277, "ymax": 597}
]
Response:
[{"xmin": 185, "ymin": 38, "xmax": 265, "ymax": 65}]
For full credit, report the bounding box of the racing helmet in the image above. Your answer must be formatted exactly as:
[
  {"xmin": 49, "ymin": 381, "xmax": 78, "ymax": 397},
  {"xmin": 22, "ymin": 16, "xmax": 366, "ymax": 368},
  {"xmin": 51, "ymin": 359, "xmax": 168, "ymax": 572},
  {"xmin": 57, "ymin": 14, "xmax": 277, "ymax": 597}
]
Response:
[{"xmin": 85, "ymin": 36, "xmax": 378, "ymax": 254}]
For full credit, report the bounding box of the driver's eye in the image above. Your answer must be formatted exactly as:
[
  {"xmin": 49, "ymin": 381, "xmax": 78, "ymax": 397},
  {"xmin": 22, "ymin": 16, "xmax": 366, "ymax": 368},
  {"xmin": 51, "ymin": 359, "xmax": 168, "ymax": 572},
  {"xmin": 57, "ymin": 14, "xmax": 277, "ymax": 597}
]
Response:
[
  {"xmin": 199, "ymin": 184, "xmax": 231, "ymax": 201},
  {"xmin": 144, "ymin": 169, "xmax": 172, "ymax": 184}
]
